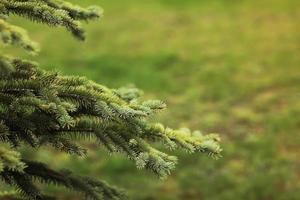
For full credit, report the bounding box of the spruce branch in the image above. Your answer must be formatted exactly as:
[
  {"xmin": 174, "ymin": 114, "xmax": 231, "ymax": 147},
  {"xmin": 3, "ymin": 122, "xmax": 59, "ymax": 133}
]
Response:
[
  {"xmin": 0, "ymin": 145, "xmax": 26, "ymax": 173},
  {"xmin": 0, "ymin": 56, "xmax": 222, "ymax": 180},
  {"xmin": 0, "ymin": 0, "xmax": 222, "ymax": 199},
  {"xmin": 0, "ymin": 0, "xmax": 103, "ymax": 41},
  {"xmin": 0, "ymin": 19, "xmax": 39, "ymax": 53}
]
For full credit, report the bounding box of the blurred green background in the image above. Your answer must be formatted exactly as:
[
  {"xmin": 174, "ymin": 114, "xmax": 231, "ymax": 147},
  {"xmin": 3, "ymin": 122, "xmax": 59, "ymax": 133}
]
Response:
[{"xmin": 3, "ymin": 0, "xmax": 300, "ymax": 199}]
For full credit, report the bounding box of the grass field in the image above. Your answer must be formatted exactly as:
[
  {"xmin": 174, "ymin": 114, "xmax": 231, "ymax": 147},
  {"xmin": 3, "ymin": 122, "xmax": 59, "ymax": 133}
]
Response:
[{"xmin": 2, "ymin": 0, "xmax": 300, "ymax": 199}]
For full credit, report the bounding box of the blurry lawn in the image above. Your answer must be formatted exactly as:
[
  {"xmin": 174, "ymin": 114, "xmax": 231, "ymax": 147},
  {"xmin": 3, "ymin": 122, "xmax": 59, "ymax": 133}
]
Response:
[{"xmin": 3, "ymin": 0, "xmax": 300, "ymax": 199}]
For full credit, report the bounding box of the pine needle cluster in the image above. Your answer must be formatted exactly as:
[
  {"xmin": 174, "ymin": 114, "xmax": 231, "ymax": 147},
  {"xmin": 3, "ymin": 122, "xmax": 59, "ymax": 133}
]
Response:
[{"xmin": 0, "ymin": 1, "xmax": 222, "ymax": 199}]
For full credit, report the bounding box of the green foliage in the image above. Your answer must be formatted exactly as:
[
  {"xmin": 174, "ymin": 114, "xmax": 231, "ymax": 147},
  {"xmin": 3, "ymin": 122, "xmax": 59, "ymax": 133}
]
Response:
[
  {"xmin": 0, "ymin": 18, "xmax": 39, "ymax": 54},
  {"xmin": 17, "ymin": 0, "xmax": 298, "ymax": 199},
  {"xmin": 0, "ymin": 0, "xmax": 221, "ymax": 199},
  {"xmin": 0, "ymin": 0, "xmax": 102, "ymax": 42},
  {"xmin": 0, "ymin": 145, "xmax": 25, "ymax": 173}
]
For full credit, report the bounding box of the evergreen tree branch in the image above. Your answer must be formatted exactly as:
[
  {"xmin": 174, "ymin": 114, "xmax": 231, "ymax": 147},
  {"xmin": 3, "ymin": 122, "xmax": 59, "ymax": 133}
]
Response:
[
  {"xmin": 0, "ymin": 0, "xmax": 102, "ymax": 41},
  {"xmin": 0, "ymin": 19, "xmax": 39, "ymax": 53},
  {"xmin": 0, "ymin": 56, "xmax": 222, "ymax": 180},
  {"xmin": 0, "ymin": 144, "xmax": 26, "ymax": 173},
  {"xmin": 0, "ymin": 0, "xmax": 222, "ymax": 198},
  {"xmin": 23, "ymin": 160, "xmax": 126, "ymax": 200}
]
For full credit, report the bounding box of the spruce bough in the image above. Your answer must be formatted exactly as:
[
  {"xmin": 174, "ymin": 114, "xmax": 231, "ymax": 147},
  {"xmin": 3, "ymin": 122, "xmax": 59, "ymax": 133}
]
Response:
[{"xmin": 0, "ymin": 1, "xmax": 222, "ymax": 199}]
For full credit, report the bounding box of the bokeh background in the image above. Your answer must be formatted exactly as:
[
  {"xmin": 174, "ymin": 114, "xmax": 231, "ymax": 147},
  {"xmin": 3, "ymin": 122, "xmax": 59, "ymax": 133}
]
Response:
[{"xmin": 3, "ymin": 0, "xmax": 300, "ymax": 199}]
